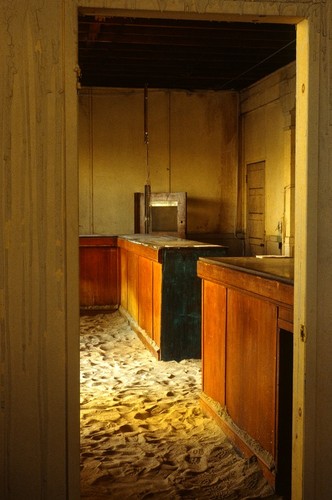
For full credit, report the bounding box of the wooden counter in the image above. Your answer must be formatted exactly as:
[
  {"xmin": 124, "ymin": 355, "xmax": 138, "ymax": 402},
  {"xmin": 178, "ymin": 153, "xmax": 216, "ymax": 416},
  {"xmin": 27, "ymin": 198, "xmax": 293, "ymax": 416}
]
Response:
[
  {"xmin": 118, "ymin": 235, "xmax": 227, "ymax": 361},
  {"xmin": 197, "ymin": 257, "xmax": 294, "ymax": 495},
  {"xmin": 79, "ymin": 236, "xmax": 118, "ymax": 310}
]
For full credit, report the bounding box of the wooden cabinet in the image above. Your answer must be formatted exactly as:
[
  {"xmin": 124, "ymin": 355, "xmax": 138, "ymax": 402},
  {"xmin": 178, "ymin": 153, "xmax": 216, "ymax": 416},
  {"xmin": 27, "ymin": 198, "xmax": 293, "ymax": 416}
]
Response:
[
  {"xmin": 118, "ymin": 240, "xmax": 162, "ymax": 356},
  {"xmin": 118, "ymin": 235, "xmax": 227, "ymax": 361},
  {"xmin": 198, "ymin": 257, "xmax": 294, "ymax": 494},
  {"xmin": 202, "ymin": 280, "xmax": 227, "ymax": 406},
  {"xmin": 79, "ymin": 236, "xmax": 118, "ymax": 310}
]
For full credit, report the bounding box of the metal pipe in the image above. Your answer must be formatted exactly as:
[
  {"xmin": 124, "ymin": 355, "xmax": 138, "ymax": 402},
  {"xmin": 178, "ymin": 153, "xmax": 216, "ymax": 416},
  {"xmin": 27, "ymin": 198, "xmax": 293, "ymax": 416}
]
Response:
[{"xmin": 144, "ymin": 183, "xmax": 151, "ymax": 234}]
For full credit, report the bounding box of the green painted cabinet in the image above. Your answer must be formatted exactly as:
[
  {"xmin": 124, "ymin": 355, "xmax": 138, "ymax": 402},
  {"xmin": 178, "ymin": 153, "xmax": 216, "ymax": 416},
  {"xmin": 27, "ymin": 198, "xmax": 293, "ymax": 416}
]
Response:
[{"xmin": 118, "ymin": 235, "xmax": 227, "ymax": 361}]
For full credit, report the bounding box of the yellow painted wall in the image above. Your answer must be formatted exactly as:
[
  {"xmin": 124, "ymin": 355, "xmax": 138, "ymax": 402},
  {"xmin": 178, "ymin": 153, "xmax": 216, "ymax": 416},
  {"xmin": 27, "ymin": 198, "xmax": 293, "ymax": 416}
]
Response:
[
  {"xmin": 79, "ymin": 88, "xmax": 238, "ymax": 238},
  {"xmin": 240, "ymin": 63, "xmax": 296, "ymax": 255},
  {"xmin": 79, "ymin": 71, "xmax": 295, "ymax": 257}
]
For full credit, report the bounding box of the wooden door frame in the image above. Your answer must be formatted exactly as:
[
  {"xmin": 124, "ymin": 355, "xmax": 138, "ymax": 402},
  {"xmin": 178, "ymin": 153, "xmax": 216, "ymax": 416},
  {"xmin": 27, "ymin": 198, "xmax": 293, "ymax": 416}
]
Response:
[{"xmin": 72, "ymin": 4, "xmax": 320, "ymax": 499}]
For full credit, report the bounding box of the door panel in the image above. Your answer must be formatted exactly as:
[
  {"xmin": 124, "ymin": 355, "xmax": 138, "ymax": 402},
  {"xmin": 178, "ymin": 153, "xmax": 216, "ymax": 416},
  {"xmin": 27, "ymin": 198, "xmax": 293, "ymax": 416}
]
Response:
[
  {"xmin": 152, "ymin": 262, "xmax": 162, "ymax": 347},
  {"xmin": 226, "ymin": 288, "xmax": 277, "ymax": 456},
  {"xmin": 138, "ymin": 256, "xmax": 153, "ymax": 335},
  {"xmin": 246, "ymin": 161, "xmax": 265, "ymax": 256},
  {"xmin": 202, "ymin": 280, "xmax": 227, "ymax": 406}
]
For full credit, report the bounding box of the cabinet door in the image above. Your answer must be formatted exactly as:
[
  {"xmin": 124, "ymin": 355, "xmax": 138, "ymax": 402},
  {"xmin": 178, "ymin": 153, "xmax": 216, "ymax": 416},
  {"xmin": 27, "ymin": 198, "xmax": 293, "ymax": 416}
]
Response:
[
  {"xmin": 138, "ymin": 256, "xmax": 153, "ymax": 336},
  {"xmin": 202, "ymin": 280, "xmax": 227, "ymax": 406},
  {"xmin": 79, "ymin": 245, "xmax": 118, "ymax": 307},
  {"xmin": 127, "ymin": 252, "xmax": 139, "ymax": 322},
  {"xmin": 152, "ymin": 262, "xmax": 162, "ymax": 347},
  {"xmin": 119, "ymin": 248, "xmax": 128, "ymax": 310},
  {"xmin": 226, "ymin": 288, "xmax": 277, "ymax": 457}
]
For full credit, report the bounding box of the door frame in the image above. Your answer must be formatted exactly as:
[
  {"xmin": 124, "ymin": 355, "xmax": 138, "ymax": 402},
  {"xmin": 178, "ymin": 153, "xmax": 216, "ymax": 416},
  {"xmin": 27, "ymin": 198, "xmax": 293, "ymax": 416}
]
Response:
[{"xmin": 72, "ymin": 3, "xmax": 319, "ymax": 498}]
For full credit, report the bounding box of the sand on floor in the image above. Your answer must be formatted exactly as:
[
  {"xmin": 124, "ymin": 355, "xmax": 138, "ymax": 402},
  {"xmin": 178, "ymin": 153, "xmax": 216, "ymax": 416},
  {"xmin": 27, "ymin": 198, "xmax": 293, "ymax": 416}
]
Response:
[{"xmin": 80, "ymin": 311, "xmax": 277, "ymax": 499}]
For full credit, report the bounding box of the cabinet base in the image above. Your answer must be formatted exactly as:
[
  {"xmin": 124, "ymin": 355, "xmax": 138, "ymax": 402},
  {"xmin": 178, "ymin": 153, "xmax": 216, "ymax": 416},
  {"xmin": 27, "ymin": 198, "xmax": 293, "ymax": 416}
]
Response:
[
  {"xmin": 80, "ymin": 305, "xmax": 118, "ymax": 315},
  {"xmin": 200, "ymin": 392, "xmax": 276, "ymax": 489},
  {"xmin": 119, "ymin": 306, "xmax": 160, "ymax": 360}
]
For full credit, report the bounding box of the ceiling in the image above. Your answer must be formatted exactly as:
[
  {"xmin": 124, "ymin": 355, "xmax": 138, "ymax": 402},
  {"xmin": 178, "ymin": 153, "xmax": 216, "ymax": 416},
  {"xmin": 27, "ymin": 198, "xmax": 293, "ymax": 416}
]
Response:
[{"xmin": 78, "ymin": 15, "xmax": 296, "ymax": 92}]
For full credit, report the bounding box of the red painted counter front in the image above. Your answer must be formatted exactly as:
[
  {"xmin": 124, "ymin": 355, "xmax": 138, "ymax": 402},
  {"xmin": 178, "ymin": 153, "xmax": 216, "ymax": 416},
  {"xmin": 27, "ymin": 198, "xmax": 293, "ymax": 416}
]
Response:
[{"xmin": 79, "ymin": 236, "xmax": 118, "ymax": 310}]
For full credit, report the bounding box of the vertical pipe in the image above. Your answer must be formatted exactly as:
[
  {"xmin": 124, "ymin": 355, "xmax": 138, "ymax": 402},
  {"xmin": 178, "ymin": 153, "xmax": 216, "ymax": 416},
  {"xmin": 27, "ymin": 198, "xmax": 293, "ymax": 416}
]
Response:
[
  {"xmin": 144, "ymin": 183, "xmax": 151, "ymax": 234},
  {"xmin": 144, "ymin": 85, "xmax": 151, "ymax": 233},
  {"xmin": 144, "ymin": 84, "xmax": 149, "ymax": 149},
  {"xmin": 89, "ymin": 90, "xmax": 94, "ymax": 234},
  {"xmin": 168, "ymin": 91, "xmax": 172, "ymax": 193}
]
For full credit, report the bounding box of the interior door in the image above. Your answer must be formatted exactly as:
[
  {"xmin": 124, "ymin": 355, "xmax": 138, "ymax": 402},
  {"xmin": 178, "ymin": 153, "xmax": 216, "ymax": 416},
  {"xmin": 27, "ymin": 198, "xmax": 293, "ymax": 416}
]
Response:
[{"xmin": 246, "ymin": 161, "xmax": 265, "ymax": 255}]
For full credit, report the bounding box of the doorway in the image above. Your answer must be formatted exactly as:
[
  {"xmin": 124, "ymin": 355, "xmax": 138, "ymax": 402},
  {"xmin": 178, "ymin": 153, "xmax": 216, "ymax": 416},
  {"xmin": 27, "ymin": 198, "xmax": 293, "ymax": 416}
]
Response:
[
  {"xmin": 246, "ymin": 161, "xmax": 265, "ymax": 256},
  {"xmin": 75, "ymin": 2, "xmax": 306, "ymax": 496}
]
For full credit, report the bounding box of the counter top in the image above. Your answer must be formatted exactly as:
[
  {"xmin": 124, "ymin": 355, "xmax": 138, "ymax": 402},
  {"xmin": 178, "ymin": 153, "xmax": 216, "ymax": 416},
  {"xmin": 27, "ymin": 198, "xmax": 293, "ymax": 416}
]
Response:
[
  {"xmin": 198, "ymin": 256, "xmax": 294, "ymax": 285},
  {"xmin": 118, "ymin": 234, "xmax": 226, "ymax": 250},
  {"xmin": 80, "ymin": 234, "xmax": 117, "ymax": 237},
  {"xmin": 79, "ymin": 235, "xmax": 118, "ymax": 246},
  {"xmin": 80, "ymin": 234, "xmax": 226, "ymax": 249}
]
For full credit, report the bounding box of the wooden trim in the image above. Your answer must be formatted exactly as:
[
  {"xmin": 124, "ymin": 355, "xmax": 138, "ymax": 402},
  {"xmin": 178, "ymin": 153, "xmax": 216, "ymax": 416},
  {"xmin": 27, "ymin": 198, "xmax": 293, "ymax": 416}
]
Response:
[
  {"xmin": 278, "ymin": 318, "xmax": 293, "ymax": 333},
  {"xmin": 278, "ymin": 306, "xmax": 293, "ymax": 332},
  {"xmin": 79, "ymin": 236, "xmax": 117, "ymax": 247},
  {"xmin": 197, "ymin": 260, "xmax": 293, "ymax": 307},
  {"xmin": 117, "ymin": 237, "xmax": 160, "ymax": 262},
  {"xmin": 119, "ymin": 306, "xmax": 160, "ymax": 360},
  {"xmin": 200, "ymin": 395, "xmax": 276, "ymax": 488}
]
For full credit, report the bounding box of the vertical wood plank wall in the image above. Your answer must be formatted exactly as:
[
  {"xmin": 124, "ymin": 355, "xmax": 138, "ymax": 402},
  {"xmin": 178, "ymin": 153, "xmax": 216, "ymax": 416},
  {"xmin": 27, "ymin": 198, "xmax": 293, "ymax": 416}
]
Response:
[{"xmin": 1, "ymin": 1, "xmax": 80, "ymax": 498}]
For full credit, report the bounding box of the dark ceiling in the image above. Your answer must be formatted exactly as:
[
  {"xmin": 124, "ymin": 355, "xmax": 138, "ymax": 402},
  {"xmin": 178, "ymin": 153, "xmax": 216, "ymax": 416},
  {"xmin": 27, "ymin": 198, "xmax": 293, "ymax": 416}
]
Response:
[{"xmin": 78, "ymin": 15, "xmax": 296, "ymax": 91}]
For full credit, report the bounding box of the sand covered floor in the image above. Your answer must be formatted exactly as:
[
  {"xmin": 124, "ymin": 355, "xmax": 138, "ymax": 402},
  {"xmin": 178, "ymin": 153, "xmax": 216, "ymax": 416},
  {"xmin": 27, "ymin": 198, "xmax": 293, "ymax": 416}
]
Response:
[{"xmin": 80, "ymin": 311, "xmax": 277, "ymax": 499}]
